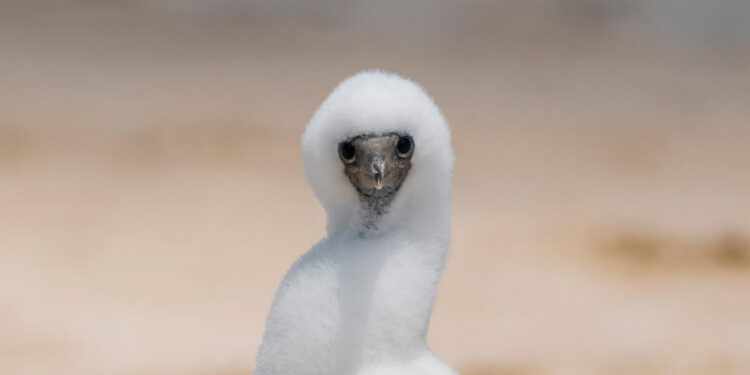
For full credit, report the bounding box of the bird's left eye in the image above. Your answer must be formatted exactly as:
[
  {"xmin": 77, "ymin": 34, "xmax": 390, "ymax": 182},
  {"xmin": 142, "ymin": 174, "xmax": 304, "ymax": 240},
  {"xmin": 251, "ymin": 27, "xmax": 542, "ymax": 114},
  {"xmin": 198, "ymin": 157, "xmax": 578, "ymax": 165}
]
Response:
[{"xmin": 396, "ymin": 135, "xmax": 414, "ymax": 159}]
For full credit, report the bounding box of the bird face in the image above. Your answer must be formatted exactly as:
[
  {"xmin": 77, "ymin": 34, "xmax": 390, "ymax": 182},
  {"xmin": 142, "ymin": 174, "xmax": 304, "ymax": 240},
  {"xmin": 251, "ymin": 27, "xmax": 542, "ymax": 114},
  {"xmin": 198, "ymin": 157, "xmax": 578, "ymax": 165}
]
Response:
[{"xmin": 338, "ymin": 133, "xmax": 414, "ymax": 199}]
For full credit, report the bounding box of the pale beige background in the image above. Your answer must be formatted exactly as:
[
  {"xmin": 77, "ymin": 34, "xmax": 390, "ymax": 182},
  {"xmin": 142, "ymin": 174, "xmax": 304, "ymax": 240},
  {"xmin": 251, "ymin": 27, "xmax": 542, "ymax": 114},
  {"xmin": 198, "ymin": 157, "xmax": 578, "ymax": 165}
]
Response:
[{"xmin": 1, "ymin": 1, "xmax": 749, "ymax": 374}]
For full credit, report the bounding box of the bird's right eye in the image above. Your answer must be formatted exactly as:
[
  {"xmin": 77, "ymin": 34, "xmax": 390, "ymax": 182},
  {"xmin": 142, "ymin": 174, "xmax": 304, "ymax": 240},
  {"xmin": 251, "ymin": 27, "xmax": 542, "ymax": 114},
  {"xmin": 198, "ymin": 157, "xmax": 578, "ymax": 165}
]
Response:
[{"xmin": 339, "ymin": 141, "xmax": 356, "ymax": 164}]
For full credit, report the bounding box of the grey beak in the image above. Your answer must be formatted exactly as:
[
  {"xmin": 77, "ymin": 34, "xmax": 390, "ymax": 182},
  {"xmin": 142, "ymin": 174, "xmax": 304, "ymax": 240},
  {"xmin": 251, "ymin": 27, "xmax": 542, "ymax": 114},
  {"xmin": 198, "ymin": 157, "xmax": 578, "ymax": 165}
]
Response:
[{"xmin": 371, "ymin": 158, "xmax": 385, "ymax": 190}]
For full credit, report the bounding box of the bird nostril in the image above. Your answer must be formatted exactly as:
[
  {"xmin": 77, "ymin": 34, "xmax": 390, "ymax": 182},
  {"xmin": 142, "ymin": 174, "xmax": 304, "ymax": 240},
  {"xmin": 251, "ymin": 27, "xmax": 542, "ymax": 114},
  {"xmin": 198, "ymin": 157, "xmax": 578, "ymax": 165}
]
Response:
[{"xmin": 370, "ymin": 158, "xmax": 385, "ymax": 175}]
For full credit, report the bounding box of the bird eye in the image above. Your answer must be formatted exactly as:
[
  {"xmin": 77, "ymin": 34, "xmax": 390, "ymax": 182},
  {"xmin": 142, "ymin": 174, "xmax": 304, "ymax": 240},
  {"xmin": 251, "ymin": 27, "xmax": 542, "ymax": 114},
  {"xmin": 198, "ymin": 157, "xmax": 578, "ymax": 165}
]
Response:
[
  {"xmin": 396, "ymin": 135, "xmax": 414, "ymax": 158},
  {"xmin": 339, "ymin": 141, "xmax": 356, "ymax": 164}
]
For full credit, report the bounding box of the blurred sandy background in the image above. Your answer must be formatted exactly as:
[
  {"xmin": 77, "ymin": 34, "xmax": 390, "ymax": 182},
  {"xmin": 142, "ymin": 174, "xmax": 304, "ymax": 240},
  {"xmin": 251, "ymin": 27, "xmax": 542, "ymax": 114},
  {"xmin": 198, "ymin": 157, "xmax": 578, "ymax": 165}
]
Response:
[{"xmin": 1, "ymin": 1, "xmax": 749, "ymax": 374}]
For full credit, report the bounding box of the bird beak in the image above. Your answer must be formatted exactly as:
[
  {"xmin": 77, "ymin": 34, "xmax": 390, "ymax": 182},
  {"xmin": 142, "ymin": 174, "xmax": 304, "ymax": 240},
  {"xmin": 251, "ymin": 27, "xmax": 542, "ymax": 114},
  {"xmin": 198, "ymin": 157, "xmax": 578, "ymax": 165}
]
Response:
[
  {"xmin": 374, "ymin": 173, "xmax": 383, "ymax": 190},
  {"xmin": 372, "ymin": 159, "xmax": 385, "ymax": 190}
]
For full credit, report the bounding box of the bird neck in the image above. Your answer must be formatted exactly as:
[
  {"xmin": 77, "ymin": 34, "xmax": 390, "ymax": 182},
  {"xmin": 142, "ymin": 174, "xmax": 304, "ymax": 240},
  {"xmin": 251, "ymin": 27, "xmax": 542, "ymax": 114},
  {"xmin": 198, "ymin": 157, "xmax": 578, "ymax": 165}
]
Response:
[
  {"xmin": 356, "ymin": 193, "xmax": 396, "ymax": 233},
  {"xmin": 322, "ymin": 185, "xmax": 452, "ymax": 371},
  {"xmin": 332, "ymin": 231, "xmax": 448, "ymax": 371},
  {"xmin": 332, "ymin": 187, "xmax": 451, "ymax": 243}
]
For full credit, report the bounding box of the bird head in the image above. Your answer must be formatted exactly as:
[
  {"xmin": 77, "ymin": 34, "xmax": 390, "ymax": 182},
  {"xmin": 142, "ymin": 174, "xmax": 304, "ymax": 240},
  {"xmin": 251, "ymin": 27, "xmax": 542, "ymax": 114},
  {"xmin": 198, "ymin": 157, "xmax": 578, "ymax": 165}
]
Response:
[
  {"xmin": 302, "ymin": 70, "xmax": 454, "ymax": 235},
  {"xmin": 338, "ymin": 132, "xmax": 413, "ymax": 199}
]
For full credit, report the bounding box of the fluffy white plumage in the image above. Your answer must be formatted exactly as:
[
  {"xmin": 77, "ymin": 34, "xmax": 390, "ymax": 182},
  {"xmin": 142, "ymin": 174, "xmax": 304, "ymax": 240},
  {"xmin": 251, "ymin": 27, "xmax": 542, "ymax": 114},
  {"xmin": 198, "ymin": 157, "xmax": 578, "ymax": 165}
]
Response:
[{"xmin": 255, "ymin": 70, "xmax": 456, "ymax": 375}]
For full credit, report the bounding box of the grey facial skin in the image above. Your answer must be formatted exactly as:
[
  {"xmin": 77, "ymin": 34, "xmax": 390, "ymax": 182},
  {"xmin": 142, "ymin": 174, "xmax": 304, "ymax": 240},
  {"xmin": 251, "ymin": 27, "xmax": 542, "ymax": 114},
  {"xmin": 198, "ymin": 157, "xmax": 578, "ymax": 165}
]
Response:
[{"xmin": 338, "ymin": 133, "xmax": 414, "ymax": 222}]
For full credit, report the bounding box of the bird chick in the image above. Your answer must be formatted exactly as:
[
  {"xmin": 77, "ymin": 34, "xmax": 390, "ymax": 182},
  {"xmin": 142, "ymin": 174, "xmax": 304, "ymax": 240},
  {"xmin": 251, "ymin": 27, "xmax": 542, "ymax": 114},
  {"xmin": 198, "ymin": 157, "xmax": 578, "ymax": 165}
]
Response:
[{"xmin": 255, "ymin": 70, "xmax": 456, "ymax": 375}]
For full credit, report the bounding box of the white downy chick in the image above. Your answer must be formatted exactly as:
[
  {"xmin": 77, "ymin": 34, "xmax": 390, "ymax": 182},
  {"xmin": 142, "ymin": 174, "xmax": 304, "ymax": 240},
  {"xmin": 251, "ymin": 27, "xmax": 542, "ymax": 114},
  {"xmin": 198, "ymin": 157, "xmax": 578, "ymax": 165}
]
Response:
[{"xmin": 255, "ymin": 70, "xmax": 456, "ymax": 375}]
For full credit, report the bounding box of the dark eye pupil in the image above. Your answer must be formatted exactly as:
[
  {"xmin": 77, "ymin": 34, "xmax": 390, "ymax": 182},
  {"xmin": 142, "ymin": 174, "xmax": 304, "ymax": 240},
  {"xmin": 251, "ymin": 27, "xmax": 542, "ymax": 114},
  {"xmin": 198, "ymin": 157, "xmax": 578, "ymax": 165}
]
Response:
[
  {"xmin": 339, "ymin": 142, "xmax": 355, "ymax": 160},
  {"xmin": 397, "ymin": 137, "xmax": 412, "ymax": 155}
]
